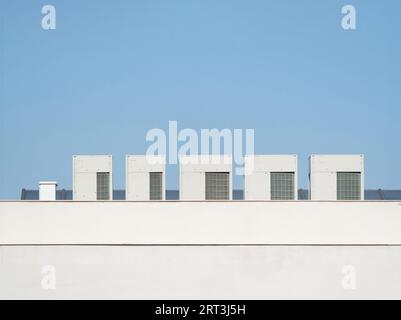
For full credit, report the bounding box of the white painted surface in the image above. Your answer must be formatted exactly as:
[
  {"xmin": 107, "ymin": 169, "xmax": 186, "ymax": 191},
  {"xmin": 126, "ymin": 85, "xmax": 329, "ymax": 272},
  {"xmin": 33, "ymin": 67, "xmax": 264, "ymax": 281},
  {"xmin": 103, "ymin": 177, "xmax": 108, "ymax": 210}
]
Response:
[
  {"xmin": 126, "ymin": 155, "xmax": 166, "ymax": 200},
  {"xmin": 309, "ymin": 155, "xmax": 364, "ymax": 200},
  {"xmin": 39, "ymin": 182, "xmax": 57, "ymax": 201},
  {"xmin": 1, "ymin": 201, "xmax": 401, "ymax": 245},
  {"xmin": 179, "ymin": 155, "xmax": 232, "ymax": 200},
  {"xmin": 1, "ymin": 245, "xmax": 400, "ymax": 299},
  {"xmin": 73, "ymin": 155, "xmax": 113, "ymax": 200},
  {"xmin": 244, "ymin": 155, "xmax": 298, "ymax": 200}
]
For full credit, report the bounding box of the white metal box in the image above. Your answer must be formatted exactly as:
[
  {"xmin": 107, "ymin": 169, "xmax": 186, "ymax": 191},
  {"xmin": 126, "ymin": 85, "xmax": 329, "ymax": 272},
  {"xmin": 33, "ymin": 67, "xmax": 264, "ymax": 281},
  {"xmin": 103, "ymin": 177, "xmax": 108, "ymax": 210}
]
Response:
[
  {"xmin": 244, "ymin": 155, "xmax": 298, "ymax": 200},
  {"xmin": 309, "ymin": 154, "xmax": 364, "ymax": 201},
  {"xmin": 73, "ymin": 155, "xmax": 113, "ymax": 201},
  {"xmin": 126, "ymin": 155, "xmax": 166, "ymax": 201},
  {"xmin": 179, "ymin": 155, "xmax": 232, "ymax": 200},
  {"xmin": 39, "ymin": 181, "xmax": 57, "ymax": 201}
]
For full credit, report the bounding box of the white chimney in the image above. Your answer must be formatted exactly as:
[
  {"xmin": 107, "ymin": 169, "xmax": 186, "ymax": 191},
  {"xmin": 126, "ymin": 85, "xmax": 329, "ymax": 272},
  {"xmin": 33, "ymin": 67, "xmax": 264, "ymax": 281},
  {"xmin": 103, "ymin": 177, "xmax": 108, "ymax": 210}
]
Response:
[{"xmin": 39, "ymin": 181, "xmax": 57, "ymax": 201}]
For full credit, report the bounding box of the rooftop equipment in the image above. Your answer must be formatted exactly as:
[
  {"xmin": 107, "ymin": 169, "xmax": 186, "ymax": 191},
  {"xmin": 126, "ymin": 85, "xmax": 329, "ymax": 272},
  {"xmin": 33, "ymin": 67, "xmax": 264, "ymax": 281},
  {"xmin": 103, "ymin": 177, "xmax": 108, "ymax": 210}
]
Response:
[
  {"xmin": 309, "ymin": 154, "xmax": 364, "ymax": 201},
  {"xmin": 244, "ymin": 155, "xmax": 298, "ymax": 200},
  {"xmin": 39, "ymin": 181, "xmax": 57, "ymax": 201},
  {"xmin": 179, "ymin": 155, "xmax": 232, "ymax": 200},
  {"xmin": 126, "ymin": 155, "xmax": 166, "ymax": 201},
  {"xmin": 73, "ymin": 155, "xmax": 113, "ymax": 201}
]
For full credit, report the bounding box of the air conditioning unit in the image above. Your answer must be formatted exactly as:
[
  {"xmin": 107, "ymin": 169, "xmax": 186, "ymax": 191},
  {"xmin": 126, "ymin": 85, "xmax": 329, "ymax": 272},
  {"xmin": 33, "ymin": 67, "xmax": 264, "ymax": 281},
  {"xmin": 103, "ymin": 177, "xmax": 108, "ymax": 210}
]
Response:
[
  {"xmin": 126, "ymin": 155, "xmax": 166, "ymax": 201},
  {"xmin": 309, "ymin": 154, "xmax": 364, "ymax": 201},
  {"xmin": 179, "ymin": 155, "xmax": 232, "ymax": 201},
  {"xmin": 244, "ymin": 155, "xmax": 298, "ymax": 200},
  {"xmin": 72, "ymin": 155, "xmax": 113, "ymax": 201}
]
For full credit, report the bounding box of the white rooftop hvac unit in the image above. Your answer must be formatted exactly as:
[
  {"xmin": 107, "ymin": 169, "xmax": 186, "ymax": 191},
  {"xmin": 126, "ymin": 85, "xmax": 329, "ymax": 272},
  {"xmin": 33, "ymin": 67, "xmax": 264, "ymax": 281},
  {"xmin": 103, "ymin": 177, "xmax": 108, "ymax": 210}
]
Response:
[
  {"xmin": 179, "ymin": 155, "xmax": 232, "ymax": 201},
  {"xmin": 309, "ymin": 154, "xmax": 364, "ymax": 201},
  {"xmin": 126, "ymin": 155, "xmax": 166, "ymax": 201},
  {"xmin": 244, "ymin": 155, "xmax": 298, "ymax": 200},
  {"xmin": 73, "ymin": 155, "xmax": 113, "ymax": 201}
]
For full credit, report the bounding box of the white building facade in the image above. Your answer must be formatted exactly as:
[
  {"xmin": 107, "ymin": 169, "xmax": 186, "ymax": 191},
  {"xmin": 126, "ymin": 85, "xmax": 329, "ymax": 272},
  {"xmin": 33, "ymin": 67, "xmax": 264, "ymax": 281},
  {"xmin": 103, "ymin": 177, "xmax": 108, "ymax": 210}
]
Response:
[
  {"xmin": 2, "ymin": 153, "xmax": 401, "ymax": 299},
  {"xmin": 1, "ymin": 200, "xmax": 401, "ymax": 299}
]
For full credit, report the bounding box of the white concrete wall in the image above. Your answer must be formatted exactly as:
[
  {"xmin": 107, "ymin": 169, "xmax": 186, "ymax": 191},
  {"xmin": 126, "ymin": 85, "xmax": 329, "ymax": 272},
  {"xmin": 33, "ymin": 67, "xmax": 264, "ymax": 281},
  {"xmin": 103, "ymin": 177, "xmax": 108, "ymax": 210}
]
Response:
[
  {"xmin": 1, "ymin": 201, "xmax": 401, "ymax": 245},
  {"xmin": 244, "ymin": 155, "xmax": 298, "ymax": 200},
  {"xmin": 73, "ymin": 155, "xmax": 113, "ymax": 201},
  {"xmin": 309, "ymin": 155, "xmax": 364, "ymax": 200},
  {"xmin": 1, "ymin": 245, "xmax": 401, "ymax": 299},
  {"xmin": 1, "ymin": 201, "xmax": 401, "ymax": 299},
  {"xmin": 126, "ymin": 155, "xmax": 165, "ymax": 201},
  {"xmin": 179, "ymin": 155, "xmax": 232, "ymax": 200}
]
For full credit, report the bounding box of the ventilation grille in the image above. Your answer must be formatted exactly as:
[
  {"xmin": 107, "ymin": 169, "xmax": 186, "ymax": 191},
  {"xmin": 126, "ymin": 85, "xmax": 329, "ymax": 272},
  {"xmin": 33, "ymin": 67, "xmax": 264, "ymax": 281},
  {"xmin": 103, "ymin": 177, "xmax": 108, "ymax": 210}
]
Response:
[
  {"xmin": 271, "ymin": 172, "xmax": 295, "ymax": 200},
  {"xmin": 205, "ymin": 172, "xmax": 230, "ymax": 200},
  {"xmin": 337, "ymin": 172, "xmax": 361, "ymax": 200},
  {"xmin": 96, "ymin": 172, "xmax": 110, "ymax": 200},
  {"xmin": 149, "ymin": 172, "xmax": 163, "ymax": 200}
]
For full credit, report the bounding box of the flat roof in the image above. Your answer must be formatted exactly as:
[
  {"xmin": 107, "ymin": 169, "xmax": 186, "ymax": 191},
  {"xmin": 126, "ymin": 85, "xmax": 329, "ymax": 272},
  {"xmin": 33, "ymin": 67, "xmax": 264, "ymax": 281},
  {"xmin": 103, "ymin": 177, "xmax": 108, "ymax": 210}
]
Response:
[{"xmin": 20, "ymin": 189, "xmax": 401, "ymax": 201}]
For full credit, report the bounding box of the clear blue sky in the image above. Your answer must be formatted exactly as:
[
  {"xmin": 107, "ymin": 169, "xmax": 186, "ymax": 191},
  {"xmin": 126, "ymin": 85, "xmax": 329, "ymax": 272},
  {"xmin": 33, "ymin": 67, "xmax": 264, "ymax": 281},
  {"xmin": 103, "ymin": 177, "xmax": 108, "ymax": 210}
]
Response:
[{"xmin": 1, "ymin": 0, "xmax": 400, "ymax": 199}]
